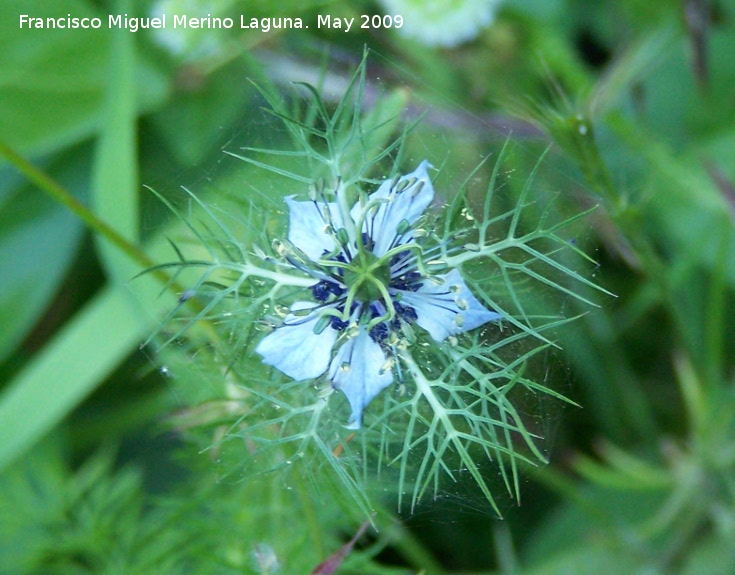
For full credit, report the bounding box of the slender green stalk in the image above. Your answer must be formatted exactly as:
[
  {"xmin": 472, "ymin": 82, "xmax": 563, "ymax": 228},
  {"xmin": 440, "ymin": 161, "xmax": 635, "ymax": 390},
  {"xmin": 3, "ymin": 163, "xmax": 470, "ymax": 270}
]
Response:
[
  {"xmin": 0, "ymin": 140, "xmax": 154, "ymax": 271},
  {"xmin": 703, "ymin": 219, "xmax": 729, "ymax": 386}
]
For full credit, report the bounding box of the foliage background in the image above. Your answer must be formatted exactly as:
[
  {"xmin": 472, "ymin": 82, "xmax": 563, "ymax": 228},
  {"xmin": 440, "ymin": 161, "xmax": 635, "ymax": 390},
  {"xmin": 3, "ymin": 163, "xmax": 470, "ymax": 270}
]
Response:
[{"xmin": 1, "ymin": 0, "xmax": 734, "ymax": 573}]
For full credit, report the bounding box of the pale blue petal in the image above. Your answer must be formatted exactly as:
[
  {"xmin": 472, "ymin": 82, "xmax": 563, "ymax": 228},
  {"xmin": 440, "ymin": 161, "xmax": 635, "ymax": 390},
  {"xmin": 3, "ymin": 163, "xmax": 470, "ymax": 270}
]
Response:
[
  {"xmin": 286, "ymin": 197, "xmax": 344, "ymax": 261},
  {"xmin": 255, "ymin": 302, "xmax": 338, "ymax": 380},
  {"xmin": 329, "ymin": 329, "xmax": 393, "ymax": 429},
  {"xmin": 354, "ymin": 160, "xmax": 435, "ymax": 257},
  {"xmin": 399, "ymin": 269, "xmax": 500, "ymax": 341}
]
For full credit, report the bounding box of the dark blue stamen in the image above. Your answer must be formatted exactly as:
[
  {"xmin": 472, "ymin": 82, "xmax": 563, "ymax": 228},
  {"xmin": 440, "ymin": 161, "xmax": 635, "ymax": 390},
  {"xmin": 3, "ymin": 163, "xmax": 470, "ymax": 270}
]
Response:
[
  {"xmin": 389, "ymin": 252, "xmax": 408, "ymax": 267},
  {"xmin": 326, "ymin": 299, "xmax": 359, "ymax": 331},
  {"xmin": 361, "ymin": 232, "xmax": 374, "ymax": 251},
  {"xmin": 394, "ymin": 302, "xmax": 418, "ymax": 322},
  {"xmin": 330, "ymin": 316, "xmax": 349, "ymax": 331},
  {"xmin": 369, "ymin": 322, "xmax": 389, "ymax": 343},
  {"xmin": 312, "ymin": 280, "xmax": 344, "ymax": 301},
  {"xmin": 369, "ymin": 301, "xmax": 386, "ymax": 318},
  {"xmin": 391, "ymin": 271, "xmax": 423, "ymax": 292},
  {"xmin": 367, "ymin": 301, "xmax": 418, "ymax": 343}
]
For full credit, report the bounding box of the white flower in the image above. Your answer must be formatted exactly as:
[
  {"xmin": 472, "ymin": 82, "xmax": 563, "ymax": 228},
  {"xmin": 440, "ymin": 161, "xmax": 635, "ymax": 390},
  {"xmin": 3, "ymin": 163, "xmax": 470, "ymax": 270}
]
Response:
[
  {"xmin": 151, "ymin": 0, "xmax": 232, "ymax": 59},
  {"xmin": 377, "ymin": 0, "xmax": 501, "ymax": 48},
  {"xmin": 256, "ymin": 161, "xmax": 500, "ymax": 428}
]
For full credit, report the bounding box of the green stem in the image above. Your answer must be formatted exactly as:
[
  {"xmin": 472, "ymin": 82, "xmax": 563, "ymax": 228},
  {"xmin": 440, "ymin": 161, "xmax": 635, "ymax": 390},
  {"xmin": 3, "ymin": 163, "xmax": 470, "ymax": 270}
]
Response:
[
  {"xmin": 0, "ymin": 140, "xmax": 154, "ymax": 270},
  {"xmin": 703, "ymin": 217, "xmax": 729, "ymax": 386},
  {"xmin": 238, "ymin": 263, "xmax": 317, "ymax": 287},
  {"xmin": 0, "ymin": 141, "xmax": 217, "ymax": 341},
  {"xmin": 335, "ymin": 178, "xmax": 360, "ymax": 251}
]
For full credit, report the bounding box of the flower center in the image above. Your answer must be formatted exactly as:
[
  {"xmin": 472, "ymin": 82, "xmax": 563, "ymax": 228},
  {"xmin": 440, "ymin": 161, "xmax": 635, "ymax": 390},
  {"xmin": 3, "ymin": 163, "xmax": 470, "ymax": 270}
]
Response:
[{"xmin": 344, "ymin": 252, "xmax": 391, "ymax": 303}]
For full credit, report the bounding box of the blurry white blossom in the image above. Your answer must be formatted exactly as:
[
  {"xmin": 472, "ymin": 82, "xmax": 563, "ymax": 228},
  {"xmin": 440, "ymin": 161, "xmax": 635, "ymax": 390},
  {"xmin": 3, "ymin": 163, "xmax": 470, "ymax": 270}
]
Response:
[
  {"xmin": 150, "ymin": 0, "xmax": 233, "ymax": 60},
  {"xmin": 378, "ymin": 0, "xmax": 501, "ymax": 47}
]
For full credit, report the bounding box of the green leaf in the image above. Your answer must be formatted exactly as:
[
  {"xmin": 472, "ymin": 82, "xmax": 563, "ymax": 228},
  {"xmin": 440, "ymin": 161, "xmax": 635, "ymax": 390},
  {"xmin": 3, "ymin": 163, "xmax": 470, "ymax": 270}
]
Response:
[
  {"xmin": 0, "ymin": 151, "xmax": 88, "ymax": 363},
  {"xmin": 0, "ymin": 0, "xmax": 108, "ymax": 154},
  {"xmin": 92, "ymin": 1, "xmax": 140, "ymax": 284},
  {"xmin": 681, "ymin": 532, "xmax": 735, "ymax": 575},
  {"xmin": 0, "ymin": 435, "xmax": 146, "ymax": 574},
  {"xmin": 0, "ymin": 0, "xmax": 167, "ymax": 156},
  {"xmin": 523, "ymin": 485, "xmax": 667, "ymax": 568},
  {"xmin": 525, "ymin": 546, "xmax": 640, "ymax": 575},
  {"xmin": 0, "ymin": 285, "xmax": 159, "ymax": 472},
  {"xmin": 149, "ymin": 56, "xmax": 263, "ymax": 166}
]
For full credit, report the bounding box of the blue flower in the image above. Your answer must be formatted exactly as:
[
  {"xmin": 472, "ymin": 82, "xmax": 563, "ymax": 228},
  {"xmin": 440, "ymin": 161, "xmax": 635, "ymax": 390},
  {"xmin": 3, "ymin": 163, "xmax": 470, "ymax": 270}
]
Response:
[{"xmin": 256, "ymin": 161, "xmax": 500, "ymax": 428}]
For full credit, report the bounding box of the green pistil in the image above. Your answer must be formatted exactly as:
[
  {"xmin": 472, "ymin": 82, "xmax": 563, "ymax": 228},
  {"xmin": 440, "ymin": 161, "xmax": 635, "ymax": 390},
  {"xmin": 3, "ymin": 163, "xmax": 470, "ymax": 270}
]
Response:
[{"xmin": 344, "ymin": 252, "xmax": 391, "ymax": 302}]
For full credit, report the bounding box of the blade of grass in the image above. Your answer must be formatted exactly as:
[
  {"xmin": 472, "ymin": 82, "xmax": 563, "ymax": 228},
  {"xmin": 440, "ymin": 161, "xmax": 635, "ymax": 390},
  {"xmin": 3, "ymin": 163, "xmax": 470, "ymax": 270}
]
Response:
[
  {"xmin": 0, "ymin": 140, "xmax": 151, "ymax": 270},
  {"xmin": 92, "ymin": 0, "xmax": 139, "ymax": 283},
  {"xmin": 0, "ymin": 284, "xmax": 162, "ymax": 472}
]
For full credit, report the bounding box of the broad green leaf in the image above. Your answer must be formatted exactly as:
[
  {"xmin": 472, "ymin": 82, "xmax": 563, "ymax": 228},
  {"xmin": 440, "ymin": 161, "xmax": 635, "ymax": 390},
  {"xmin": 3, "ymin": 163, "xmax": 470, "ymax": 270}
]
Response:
[
  {"xmin": 92, "ymin": 5, "xmax": 140, "ymax": 283},
  {"xmin": 0, "ymin": 151, "xmax": 89, "ymax": 363},
  {"xmin": 0, "ymin": 155, "xmax": 283, "ymax": 473},
  {"xmin": 525, "ymin": 546, "xmax": 640, "ymax": 575},
  {"xmin": 523, "ymin": 485, "xmax": 667, "ymax": 567},
  {"xmin": 0, "ymin": 0, "xmax": 108, "ymax": 154},
  {"xmin": 0, "ymin": 283, "xmax": 166, "ymax": 472},
  {"xmin": 681, "ymin": 533, "xmax": 735, "ymax": 575},
  {"xmin": 0, "ymin": 0, "xmax": 168, "ymax": 156},
  {"xmin": 148, "ymin": 56, "xmax": 262, "ymax": 166}
]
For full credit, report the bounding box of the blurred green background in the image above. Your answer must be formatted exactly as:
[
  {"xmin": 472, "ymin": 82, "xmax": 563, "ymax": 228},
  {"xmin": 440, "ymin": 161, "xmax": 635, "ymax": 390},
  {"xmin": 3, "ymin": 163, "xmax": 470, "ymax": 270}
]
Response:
[{"xmin": 1, "ymin": 0, "xmax": 735, "ymax": 573}]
